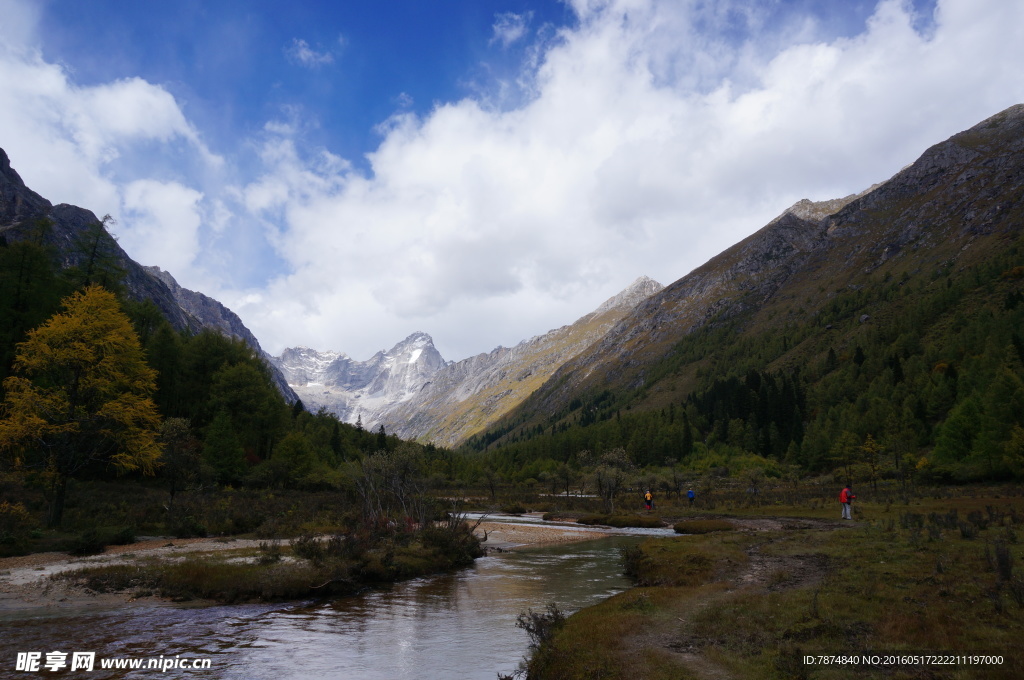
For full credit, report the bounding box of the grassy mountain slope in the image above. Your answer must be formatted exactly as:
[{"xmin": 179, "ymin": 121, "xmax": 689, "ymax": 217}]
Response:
[
  {"xmin": 386, "ymin": 277, "xmax": 663, "ymax": 447},
  {"xmin": 468, "ymin": 104, "xmax": 1024, "ymax": 480}
]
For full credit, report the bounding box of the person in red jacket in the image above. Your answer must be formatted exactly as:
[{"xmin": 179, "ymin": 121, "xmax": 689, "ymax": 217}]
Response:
[{"xmin": 839, "ymin": 484, "xmax": 856, "ymax": 520}]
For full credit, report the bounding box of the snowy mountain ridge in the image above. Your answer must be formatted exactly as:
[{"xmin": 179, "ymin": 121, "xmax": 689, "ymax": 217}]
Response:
[
  {"xmin": 271, "ymin": 331, "xmax": 449, "ymax": 428},
  {"xmin": 271, "ymin": 277, "xmax": 663, "ymax": 444}
]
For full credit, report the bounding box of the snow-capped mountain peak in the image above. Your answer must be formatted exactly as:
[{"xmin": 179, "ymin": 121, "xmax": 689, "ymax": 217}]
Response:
[
  {"xmin": 270, "ymin": 278, "xmax": 663, "ymax": 443},
  {"xmin": 270, "ymin": 331, "xmax": 446, "ymax": 428}
]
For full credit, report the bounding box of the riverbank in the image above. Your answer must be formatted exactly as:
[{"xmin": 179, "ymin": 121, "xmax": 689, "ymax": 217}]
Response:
[
  {"xmin": 1, "ymin": 526, "xmax": 484, "ymax": 609},
  {"xmin": 524, "ymin": 497, "xmax": 1024, "ymax": 679},
  {"xmin": 0, "ymin": 516, "xmax": 606, "ymax": 611},
  {"xmin": 0, "ymin": 536, "xmax": 273, "ymax": 612},
  {"xmin": 1, "ymin": 530, "xmax": 637, "ymax": 680}
]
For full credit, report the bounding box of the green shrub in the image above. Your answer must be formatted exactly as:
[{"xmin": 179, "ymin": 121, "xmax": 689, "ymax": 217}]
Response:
[
  {"xmin": 171, "ymin": 516, "xmax": 208, "ymax": 539},
  {"xmin": 420, "ymin": 518, "xmax": 484, "ymax": 567},
  {"xmin": 0, "ymin": 501, "xmax": 35, "ymax": 556},
  {"xmin": 290, "ymin": 533, "xmax": 349, "ymax": 565},
  {"xmin": 67, "ymin": 529, "xmax": 108, "ymax": 556},
  {"xmin": 673, "ymin": 519, "xmax": 735, "ymax": 534},
  {"xmin": 578, "ymin": 514, "xmax": 664, "ymax": 528},
  {"xmin": 108, "ymin": 526, "xmax": 137, "ymax": 546}
]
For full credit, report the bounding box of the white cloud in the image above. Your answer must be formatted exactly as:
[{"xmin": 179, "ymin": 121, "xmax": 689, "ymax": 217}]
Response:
[
  {"xmin": 285, "ymin": 38, "xmax": 335, "ymax": 67},
  {"xmin": 394, "ymin": 92, "xmax": 414, "ymax": 108},
  {"xmin": 4, "ymin": 0, "xmax": 1024, "ymax": 364},
  {"xmin": 491, "ymin": 12, "xmax": 533, "ymax": 47},
  {"xmin": 121, "ymin": 179, "xmax": 204, "ymax": 273},
  {"xmin": 0, "ymin": 51, "xmax": 218, "ymax": 208},
  {"xmin": 0, "ymin": 1, "xmax": 221, "ymax": 291},
  {"xmin": 0, "ymin": 0, "xmax": 40, "ymax": 50},
  {"xmin": 234, "ymin": 0, "xmax": 1024, "ymax": 360}
]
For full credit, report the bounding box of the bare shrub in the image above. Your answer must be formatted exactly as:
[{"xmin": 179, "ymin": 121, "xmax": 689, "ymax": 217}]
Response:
[
  {"xmin": 907, "ymin": 527, "xmax": 922, "ymax": 548},
  {"xmin": 257, "ymin": 539, "xmax": 281, "ymax": 564},
  {"xmin": 967, "ymin": 510, "xmax": 989, "ymax": 530},
  {"xmin": 994, "ymin": 540, "xmax": 1014, "ymax": 581},
  {"xmin": 928, "ymin": 509, "xmax": 958, "ymax": 529},
  {"xmin": 989, "ymin": 585, "xmax": 1005, "ymax": 614},
  {"xmin": 619, "ymin": 544, "xmax": 644, "ymax": 580},
  {"xmin": 516, "ymin": 603, "xmax": 566, "ymax": 650},
  {"xmin": 1009, "ymin": 578, "xmax": 1024, "ymax": 608},
  {"xmin": 899, "ymin": 512, "xmax": 924, "ymax": 529}
]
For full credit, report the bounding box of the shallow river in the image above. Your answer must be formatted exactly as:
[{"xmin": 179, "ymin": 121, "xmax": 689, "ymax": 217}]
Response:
[{"xmin": 2, "ymin": 530, "xmax": 650, "ymax": 679}]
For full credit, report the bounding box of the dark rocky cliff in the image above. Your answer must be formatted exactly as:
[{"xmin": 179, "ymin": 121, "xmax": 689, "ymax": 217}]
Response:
[
  {"xmin": 0, "ymin": 147, "xmax": 296, "ymax": 402},
  {"xmin": 0, "ymin": 149, "xmax": 198, "ymax": 333}
]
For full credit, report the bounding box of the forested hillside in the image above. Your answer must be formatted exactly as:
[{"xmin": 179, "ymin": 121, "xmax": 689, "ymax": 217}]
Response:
[
  {"xmin": 465, "ymin": 105, "xmax": 1024, "ymax": 486},
  {"xmin": 0, "ymin": 214, "xmax": 442, "ymax": 535}
]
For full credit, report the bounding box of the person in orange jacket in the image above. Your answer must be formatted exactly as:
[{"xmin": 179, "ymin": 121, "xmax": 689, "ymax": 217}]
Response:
[{"xmin": 839, "ymin": 484, "xmax": 856, "ymax": 520}]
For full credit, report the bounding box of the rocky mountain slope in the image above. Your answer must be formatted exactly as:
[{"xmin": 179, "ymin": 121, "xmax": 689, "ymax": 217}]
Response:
[
  {"xmin": 486, "ymin": 104, "xmax": 1024, "ymax": 439},
  {"xmin": 273, "ymin": 276, "xmax": 663, "ymax": 444},
  {"xmin": 145, "ymin": 266, "xmax": 297, "ymax": 401},
  {"xmin": 0, "ymin": 147, "xmax": 295, "ymax": 402},
  {"xmin": 0, "ymin": 148, "xmax": 197, "ymax": 333}
]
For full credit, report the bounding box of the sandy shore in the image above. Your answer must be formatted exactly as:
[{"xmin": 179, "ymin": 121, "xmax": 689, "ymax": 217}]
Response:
[
  {"xmin": 0, "ymin": 518, "xmax": 600, "ymax": 612},
  {"xmin": 0, "ymin": 537, "xmax": 266, "ymax": 613},
  {"xmin": 473, "ymin": 519, "xmax": 613, "ymax": 552}
]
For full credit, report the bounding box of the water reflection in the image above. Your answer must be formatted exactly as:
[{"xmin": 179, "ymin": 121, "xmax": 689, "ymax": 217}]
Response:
[{"xmin": 1, "ymin": 537, "xmax": 639, "ymax": 679}]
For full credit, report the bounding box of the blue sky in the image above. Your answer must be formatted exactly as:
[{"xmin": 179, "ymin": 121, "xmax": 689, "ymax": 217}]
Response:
[
  {"xmin": 1, "ymin": 0, "xmax": 1021, "ymax": 362},
  {"xmin": 36, "ymin": 1, "xmax": 576, "ymax": 170},
  {"xmin": 34, "ymin": 1, "xmax": 933, "ymax": 168}
]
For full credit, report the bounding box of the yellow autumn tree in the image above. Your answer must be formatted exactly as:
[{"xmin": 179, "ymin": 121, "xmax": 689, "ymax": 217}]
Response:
[{"xmin": 0, "ymin": 285, "xmax": 161, "ymax": 527}]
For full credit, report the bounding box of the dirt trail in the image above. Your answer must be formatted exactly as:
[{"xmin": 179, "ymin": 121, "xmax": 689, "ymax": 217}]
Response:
[{"xmin": 620, "ymin": 517, "xmax": 843, "ymax": 679}]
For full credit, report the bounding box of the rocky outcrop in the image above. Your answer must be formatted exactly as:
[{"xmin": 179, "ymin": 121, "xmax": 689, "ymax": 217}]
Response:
[
  {"xmin": 0, "ymin": 149, "xmax": 198, "ymax": 333},
  {"xmin": 146, "ymin": 266, "xmax": 262, "ymax": 348},
  {"xmin": 0, "ymin": 149, "xmax": 51, "ymax": 226}
]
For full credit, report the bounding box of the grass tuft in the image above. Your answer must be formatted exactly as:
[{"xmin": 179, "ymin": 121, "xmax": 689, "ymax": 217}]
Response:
[
  {"xmin": 577, "ymin": 514, "xmax": 664, "ymax": 528},
  {"xmin": 673, "ymin": 519, "xmax": 735, "ymax": 534}
]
